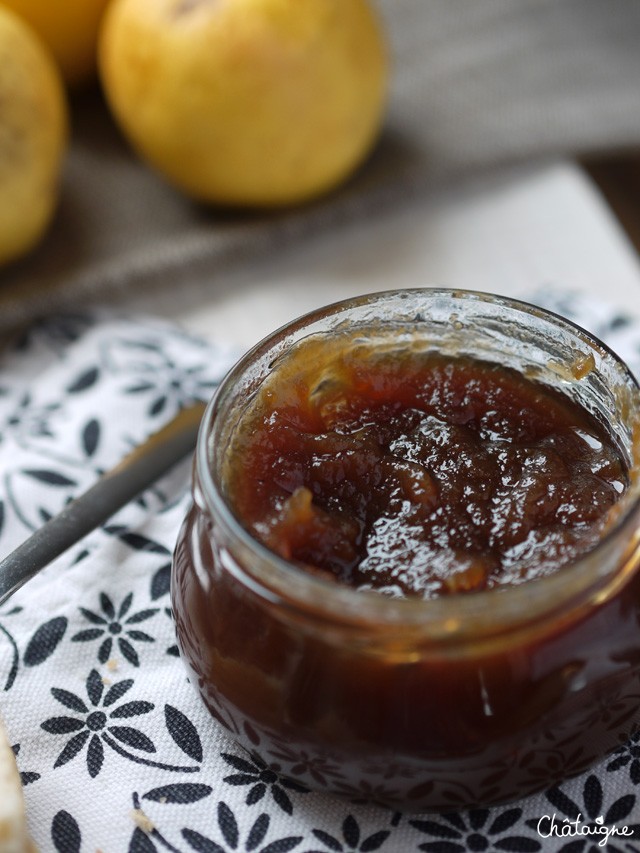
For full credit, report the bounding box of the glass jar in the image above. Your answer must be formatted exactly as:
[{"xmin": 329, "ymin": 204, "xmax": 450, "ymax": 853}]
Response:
[{"xmin": 172, "ymin": 289, "xmax": 640, "ymax": 811}]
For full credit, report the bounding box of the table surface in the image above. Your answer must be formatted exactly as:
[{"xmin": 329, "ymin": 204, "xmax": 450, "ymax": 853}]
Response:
[{"xmin": 588, "ymin": 153, "xmax": 640, "ymax": 252}]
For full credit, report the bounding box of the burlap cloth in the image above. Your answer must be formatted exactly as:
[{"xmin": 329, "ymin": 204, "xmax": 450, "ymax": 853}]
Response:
[{"xmin": 1, "ymin": 0, "xmax": 640, "ymax": 331}]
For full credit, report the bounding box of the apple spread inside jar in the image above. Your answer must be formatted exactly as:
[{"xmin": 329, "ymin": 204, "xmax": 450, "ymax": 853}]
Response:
[{"xmin": 224, "ymin": 332, "xmax": 628, "ymax": 598}]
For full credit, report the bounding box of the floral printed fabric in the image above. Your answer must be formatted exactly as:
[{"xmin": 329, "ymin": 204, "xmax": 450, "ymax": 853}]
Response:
[{"xmin": 0, "ymin": 297, "xmax": 639, "ymax": 853}]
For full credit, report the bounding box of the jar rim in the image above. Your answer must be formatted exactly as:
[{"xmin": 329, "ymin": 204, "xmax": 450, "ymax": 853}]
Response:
[{"xmin": 196, "ymin": 288, "xmax": 640, "ymax": 638}]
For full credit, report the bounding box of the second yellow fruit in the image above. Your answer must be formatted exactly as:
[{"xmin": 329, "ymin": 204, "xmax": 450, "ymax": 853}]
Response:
[
  {"xmin": 99, "ymin": 0, "xmax": 388, "ymax": 207},
  {"xmin": 0, "ymin": 5, "xmax": 67, "ymax": 267},
  {"xmin": 2, "ymin": 0, "xmax": 111, "ymax": 86}
]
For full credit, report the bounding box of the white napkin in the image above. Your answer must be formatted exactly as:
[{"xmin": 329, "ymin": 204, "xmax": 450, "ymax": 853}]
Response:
[{"xmin": 0, "ymin": 300, "xmax": 639, "ymax": 852}]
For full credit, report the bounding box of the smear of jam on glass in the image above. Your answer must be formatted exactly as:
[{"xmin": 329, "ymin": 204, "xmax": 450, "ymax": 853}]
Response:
[{"xmin": 225, "ymin": 337, "xmax": 628, "ymax": 599}]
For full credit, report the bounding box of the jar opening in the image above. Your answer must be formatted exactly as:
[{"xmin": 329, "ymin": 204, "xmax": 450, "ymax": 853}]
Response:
[{"xmin": 196, "ymin": 289, "xmax": 640, "ymax": 639}]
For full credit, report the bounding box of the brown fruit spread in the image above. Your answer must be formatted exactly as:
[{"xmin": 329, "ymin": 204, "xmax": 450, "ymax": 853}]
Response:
[
  {"xmin": 225, "ymin": 334, "xmax": 627, "ymax": 597},
  {"xmin": 173, "ymin": 302, "xmax": 640, "ymax": 810}
]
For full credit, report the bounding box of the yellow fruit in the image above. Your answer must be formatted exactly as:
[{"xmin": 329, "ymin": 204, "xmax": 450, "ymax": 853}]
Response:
[
  {"xmin": 99, "ymin": 0, "xmax": 387, "ymax": 207},
  {"xmin": 2, "ymin": 0, "xmax": 111, "ymax": 87},
  {"xmin": 0, "ymin": 716, "xmax": 31, "ymax": 852},
  {"xmin": 0, "ymin": 5, "xmax": 67, "ymax": 267}
]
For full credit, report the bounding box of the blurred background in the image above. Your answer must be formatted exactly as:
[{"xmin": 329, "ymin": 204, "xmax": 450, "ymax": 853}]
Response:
[{"xmin": 1, "ymin": 0, "xmax": 640, "ymax": 349}]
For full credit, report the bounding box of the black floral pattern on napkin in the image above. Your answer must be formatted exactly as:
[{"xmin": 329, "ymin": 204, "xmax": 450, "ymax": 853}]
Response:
[{"xmin": 0, "ymin": 300, "xmax": 639, "ymax": 852}]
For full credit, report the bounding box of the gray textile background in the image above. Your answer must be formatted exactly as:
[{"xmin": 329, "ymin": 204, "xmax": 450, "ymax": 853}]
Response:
[{"xmin": 1, "ymin": 0, "xmax": 640, "ymax": 330}]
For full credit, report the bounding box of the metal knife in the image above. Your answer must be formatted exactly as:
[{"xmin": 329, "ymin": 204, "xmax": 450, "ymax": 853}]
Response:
[{"xmin": 0, "ymin": 401, "xmax": 206, "ymax": 606}]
